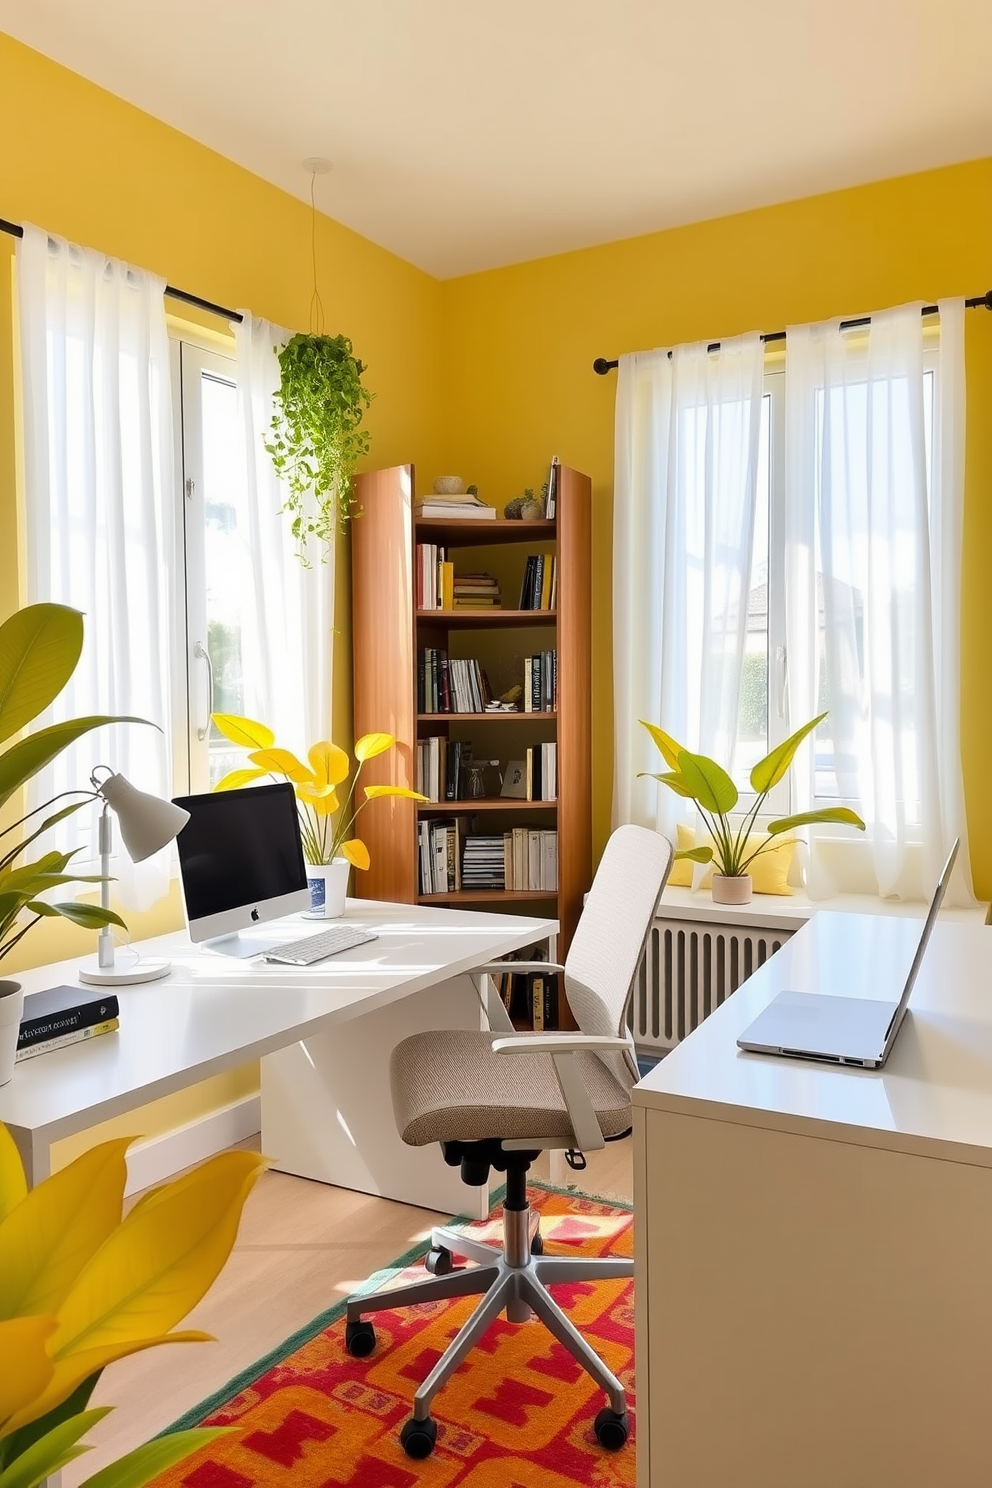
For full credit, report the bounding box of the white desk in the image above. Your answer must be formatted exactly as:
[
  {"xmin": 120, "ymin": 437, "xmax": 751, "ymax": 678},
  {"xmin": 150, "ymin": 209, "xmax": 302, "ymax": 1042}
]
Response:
[
  {"xmin": 0, "ymin": 899, "xmax": 556, "ymax": 1218},
  {"xmin": 634, "ymin": 911, "xmax": 992, "ymax": 1488}
]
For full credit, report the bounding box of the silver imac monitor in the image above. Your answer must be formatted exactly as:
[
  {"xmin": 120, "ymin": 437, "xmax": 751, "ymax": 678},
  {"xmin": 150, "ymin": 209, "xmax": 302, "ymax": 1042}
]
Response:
[{"xmin": 173, "ymin": 781, "xmax": 310, "ymax": 957}]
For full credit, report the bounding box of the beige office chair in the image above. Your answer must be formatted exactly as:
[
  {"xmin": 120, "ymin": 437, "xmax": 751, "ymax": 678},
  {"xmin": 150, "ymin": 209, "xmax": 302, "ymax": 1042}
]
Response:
[{"xmin": 345, "ymin": 823, "xmax": 674, "ymax": 1459}]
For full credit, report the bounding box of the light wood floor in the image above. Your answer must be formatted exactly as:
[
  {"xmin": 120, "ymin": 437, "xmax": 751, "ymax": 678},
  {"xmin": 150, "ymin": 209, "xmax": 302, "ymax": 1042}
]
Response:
[{"xmin": 66, "ymin": 1137, "xmax": 634, "ymax": 1485}]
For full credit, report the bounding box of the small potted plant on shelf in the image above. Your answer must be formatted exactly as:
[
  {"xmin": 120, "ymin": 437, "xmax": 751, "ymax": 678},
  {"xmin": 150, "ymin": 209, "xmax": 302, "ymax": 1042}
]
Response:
[
  {"xmin": 640, "ymin": 711, "xmax": 866, "ymax": 904},
  {"xmin": 211, "ymin": 714, "xmax": 426, "ymax": 917},
  {"xmin": 264, "ymin": 331, "xmax": 374, "ymax": 563},
  {"xmin": 0, "ymin": 603, "xmax": 150, "ymax": 1083}
]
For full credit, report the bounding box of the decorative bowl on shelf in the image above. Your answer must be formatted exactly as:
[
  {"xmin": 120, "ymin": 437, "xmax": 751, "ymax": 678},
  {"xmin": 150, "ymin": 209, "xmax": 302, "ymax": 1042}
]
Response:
[{"xmin": 433, "ymin": 475, "xmax": 463, "ymax": 494}]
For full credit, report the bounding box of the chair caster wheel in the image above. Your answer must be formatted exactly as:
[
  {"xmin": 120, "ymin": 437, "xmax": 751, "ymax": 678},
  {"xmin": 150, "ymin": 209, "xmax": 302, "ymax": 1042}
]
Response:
[
  {"xmin": 400, "ymin": 1415, "xmax": 437, "ymax": 1458},
  {"xmin": 425, "ymin": 1245, "xmax": 453, "ymax": 1275},
  {"xmin": 594, "ymin": 1406, "xmax": 630, "ymax": 1450},
  {"xmin": 531, "ymin": 1231, "xmax": 544, "ymax": 1256},
  {"xmin": 345, "ymin": 1320, "xmax": 376, "ymax": 1358}
]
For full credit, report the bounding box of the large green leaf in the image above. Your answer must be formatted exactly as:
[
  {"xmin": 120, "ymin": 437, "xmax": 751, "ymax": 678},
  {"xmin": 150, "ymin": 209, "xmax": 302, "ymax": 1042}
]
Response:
[
  {"xmin": 767, "ymin": 807, "xmax": 866, "ymax": 835},
  {"xmin": 640, "ymin": 720, "xmax": 685, "ymax": 770},
  {"xmin": 676, "ymin": 751, "xmax": 739, "ymax": 814},
  {"xmin": 750, "ymin": 712, "xmax": 826, "ymax": 794},
  {"xmin": 0, "ymin": 605, "xmax": 83, "ymax": 749},
  {"xmin": 42, "ymin": 904, "xmax": 126, "ymax": 930},
  {"xmin": 77, "ymin": 1429, "xmax": 232, "ymax": 1488},
  {"xmin": 639, "ymin": 770, "xmax": 696, "ymax": 799},
  {"xmin": 0, "ymin": 1407, "xmax": 110, "ymax": 1488},
  {"xmin": 0, "ymin": 717, "xmax": 149, "ymax": 812}
]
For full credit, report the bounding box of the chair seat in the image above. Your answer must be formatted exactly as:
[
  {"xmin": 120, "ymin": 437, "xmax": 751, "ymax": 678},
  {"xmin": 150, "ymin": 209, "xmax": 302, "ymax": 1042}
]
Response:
[{"xmin": 390, "ymin": 1029, "xmax": 633, "ymax": 1146}]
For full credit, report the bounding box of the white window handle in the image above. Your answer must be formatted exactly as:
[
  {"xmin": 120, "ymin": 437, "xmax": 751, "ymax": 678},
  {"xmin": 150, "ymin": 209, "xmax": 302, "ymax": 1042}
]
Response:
[{"xmin": 194, "ymin": 640, "xmax": 214, "ymax": 741}]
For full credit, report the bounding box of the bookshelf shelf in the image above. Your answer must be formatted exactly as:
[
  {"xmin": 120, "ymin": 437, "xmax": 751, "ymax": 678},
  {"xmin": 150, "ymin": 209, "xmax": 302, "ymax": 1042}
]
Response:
[
  {"xmin": 414, "ymin": 517, "xmax": 556, "ymax": 545},
  {"xmin": 416, "ymin": 608, "xmax": 557, "ymax": 628},
  {"xmin": 417, "ymin": 710, "xmax": 556, "ymax": 723},
  {"xmin": 417, "ymin": 889, "xmax": 559, "ymax": 905},
  {"xmin": 352, "ymin": 462, "xmax": 592, "ymax": 1001},
  {"xmin": 416, "ymin": 798, "xmax": 556, "ymax": 813}
]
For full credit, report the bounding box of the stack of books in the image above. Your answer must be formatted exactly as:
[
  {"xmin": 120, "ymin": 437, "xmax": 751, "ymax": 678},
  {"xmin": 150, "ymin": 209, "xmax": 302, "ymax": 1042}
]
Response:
[
  {"xmin": 518, "ymin": 553, "xmax": 557, "ymax": 610},
  {"xmin": 524, "ymin": 742, "xmax": 557, "ymax": 801},
  {"xmin": 416, "ymin": 736, "xmax": 473, "ymax": 801},
  {"xmin": 418, "ymin": 816, "xmax": 471, "ymax": 893},
  {"xmin": 16, "ymin": 985, "xmax": 120, "ymax": 1062},
  {"xmin": 505, "ymin": 827, "xmax": 558, "ymax": 891},
  {"xmin": 523, "ymin": 650, "xmax": 557, "ymax": 712},
  {"xmin": 415, "ymin": 543, "xmax": 453, "ymax": 609},
  {"xmin": 461, "ymin": 834, "xmax": 506, "ymax": 890},
  {"xmin": 415, "ymin": 491, "xmax": 497, "ymax": 520},
  {"xmin": 418, "ymin": 648, "xmax": 493, "ymax": 713},
  {"xmin": 454, "ymin": 572, "xmax": 501, "ymax": 608}
]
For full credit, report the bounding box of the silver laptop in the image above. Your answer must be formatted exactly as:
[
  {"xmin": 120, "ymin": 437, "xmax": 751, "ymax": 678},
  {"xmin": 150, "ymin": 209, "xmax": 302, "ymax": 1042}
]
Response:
[{"xmin": 736, "ymin": 839, "xmax": 959, "ymax": 1070}]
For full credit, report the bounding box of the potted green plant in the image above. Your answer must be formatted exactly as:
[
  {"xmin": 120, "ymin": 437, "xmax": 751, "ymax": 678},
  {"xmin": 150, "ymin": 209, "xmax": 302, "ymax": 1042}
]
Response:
[
  {"xmin": 264, "ymin": 332, "xmax": 374, "ymax": 561},
  {"xmin": 641, "ymin": 711, "xmax": 866, "ymax": 903},
  {"xmin": 0, "ymin": 603, "xmax": 148, "ymax": 1080},
  {"xmin": 210, "ymin": 713, "xmax": 425, "ymax": 916}
]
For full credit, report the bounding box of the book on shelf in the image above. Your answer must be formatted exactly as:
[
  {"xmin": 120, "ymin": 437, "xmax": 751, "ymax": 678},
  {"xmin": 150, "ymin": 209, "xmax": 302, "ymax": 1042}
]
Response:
[
  {"xmin": 17, "ymin": 985, "xmax": 120, "ymax": 1052},
  {"xmin": 453, "ymin": 571, "xmax": 501, "ymax": 608},
  {"xmin": 416, "ymin": 492, "xmax": 497, "ymax": 520},
  {"xmin": 518, "ymin": 554, "xmax": 556, "ymax": 611},
  {"xmin": 544, "ymin": 455, "xmax": 559, "ymax": 519},
  {"xmin": 530, "ymin": 971, "xmax": 559, "ymax": 1031},
  {"xmin": 418, "ymin": 649, "xmax": 493, "ymax": 713},
  {"xmin": 15, "ymin": 1018, "xmax": 120, "ymax": 1062},
  {"xmin": 522, "ymin": 650, "xmax": 556, "ymax": 712},
  {"xmin": 503, "ymin": 827, "xmax": 558, "ymax": 890}
]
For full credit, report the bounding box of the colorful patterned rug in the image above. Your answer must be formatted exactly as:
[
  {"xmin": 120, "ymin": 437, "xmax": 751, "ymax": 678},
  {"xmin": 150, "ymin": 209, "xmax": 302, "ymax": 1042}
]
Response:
[{"xmin": 151, "ymin": 1182, "xmax": 635, "ymax": 1488}]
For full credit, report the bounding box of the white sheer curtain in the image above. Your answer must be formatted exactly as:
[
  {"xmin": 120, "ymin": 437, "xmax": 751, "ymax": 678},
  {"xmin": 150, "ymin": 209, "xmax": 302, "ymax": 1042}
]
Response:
[
  {"xmin": 783, "ymin": 302, "xmax": 971, "ymax": 901},
  {"xmin": 613, "ymin": 333, "xmax": 765, "ymax": 839},
  {"xmin": 234, "ymin": 314, "xmax": 332, "ymax": 753},
  {"xmin": 18, "ymin": 224, "xmax": 177, "ymax": 905}
]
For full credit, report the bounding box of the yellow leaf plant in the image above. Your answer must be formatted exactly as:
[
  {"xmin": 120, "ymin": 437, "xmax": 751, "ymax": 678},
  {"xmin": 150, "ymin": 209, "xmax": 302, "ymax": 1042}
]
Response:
[
  {"xmin": 211, "ymin": 714, "xmax": 426, "ymax": 869},
  {"xmin": 0, "ymin": 1121, "xmax": 266, "ymax": 1488}
]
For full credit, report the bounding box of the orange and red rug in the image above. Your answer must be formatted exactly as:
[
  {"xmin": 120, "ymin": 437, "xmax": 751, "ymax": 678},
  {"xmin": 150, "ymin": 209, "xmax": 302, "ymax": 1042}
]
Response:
[{"xmin": 151, "ymin": 1183, "xmax": 635, "ymax": 1488}]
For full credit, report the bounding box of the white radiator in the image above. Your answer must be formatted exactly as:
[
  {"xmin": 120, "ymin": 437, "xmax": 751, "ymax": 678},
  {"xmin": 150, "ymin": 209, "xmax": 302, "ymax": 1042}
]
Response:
[{"xmin": 629, "ymin": 915, "xmax": 795, "ymax": 1052}]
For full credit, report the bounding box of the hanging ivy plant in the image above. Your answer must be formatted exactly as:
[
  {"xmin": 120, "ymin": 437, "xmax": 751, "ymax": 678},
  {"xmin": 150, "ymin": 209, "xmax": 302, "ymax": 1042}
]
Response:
[{"xmin": 265, "ymin": 331, "xmax": 374, "ymax": 560}]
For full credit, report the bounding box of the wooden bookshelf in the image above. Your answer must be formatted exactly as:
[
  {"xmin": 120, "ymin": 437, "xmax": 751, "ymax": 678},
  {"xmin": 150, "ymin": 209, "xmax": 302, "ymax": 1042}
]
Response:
[{"xmin": 351, "ymin": 463, "xmax": 592, "ymax": 973}]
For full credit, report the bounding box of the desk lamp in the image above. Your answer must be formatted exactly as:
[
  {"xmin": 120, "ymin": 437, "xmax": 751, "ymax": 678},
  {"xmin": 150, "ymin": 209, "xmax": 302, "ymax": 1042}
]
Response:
[{"xmin": 78, "ymin": 767, "xmax": 190, "ymax": 986}]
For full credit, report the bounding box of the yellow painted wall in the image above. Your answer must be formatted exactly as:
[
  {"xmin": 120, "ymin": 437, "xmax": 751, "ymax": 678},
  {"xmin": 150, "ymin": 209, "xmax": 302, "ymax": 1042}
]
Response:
[
  {"xmin": 439, "ymin": 159, "xmax": 992, "ymax": 891},
  {"xmin": 0, "ymin": 31, "xmax": 444, "ymax": 1154}
]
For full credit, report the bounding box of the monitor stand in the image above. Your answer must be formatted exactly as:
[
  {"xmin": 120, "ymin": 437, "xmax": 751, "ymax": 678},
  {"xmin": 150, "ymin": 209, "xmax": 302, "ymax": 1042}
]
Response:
[{"xmin": 200, "ymin": 930, "xmax": 283, "ymax": 960}]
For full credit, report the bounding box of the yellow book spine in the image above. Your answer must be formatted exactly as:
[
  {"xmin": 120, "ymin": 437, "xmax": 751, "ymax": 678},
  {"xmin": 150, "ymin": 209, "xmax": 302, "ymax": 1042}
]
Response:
[{"xmin": 441, "ymin": 560, "xmax": 454, "ymax": 610}]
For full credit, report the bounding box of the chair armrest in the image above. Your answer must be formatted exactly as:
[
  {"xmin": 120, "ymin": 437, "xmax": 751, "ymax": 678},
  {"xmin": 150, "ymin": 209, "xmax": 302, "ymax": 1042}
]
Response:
[
  {"xmin": 491, "ymin": 1034, "xmax": 630, "ymax": 1055},
  {"xmin": 491, "ymin": 1034, "xmax": 632, "ymax": 1152},
  {"xmin": 473, "ymin": 961, "xmax": 567, "ymax": 976}
]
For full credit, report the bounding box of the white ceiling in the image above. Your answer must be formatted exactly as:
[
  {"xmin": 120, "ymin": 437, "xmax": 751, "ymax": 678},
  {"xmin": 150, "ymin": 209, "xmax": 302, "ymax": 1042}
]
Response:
[{"xmin": 3, "ymin": 0, "xmax": 992, "ymax": 279}]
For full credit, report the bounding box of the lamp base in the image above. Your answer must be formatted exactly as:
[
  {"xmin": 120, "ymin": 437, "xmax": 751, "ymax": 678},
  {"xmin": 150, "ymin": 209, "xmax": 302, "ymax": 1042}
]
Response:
[{"xmin": 78, "ymin": 959, "xmax": 173, "ymax": 986}]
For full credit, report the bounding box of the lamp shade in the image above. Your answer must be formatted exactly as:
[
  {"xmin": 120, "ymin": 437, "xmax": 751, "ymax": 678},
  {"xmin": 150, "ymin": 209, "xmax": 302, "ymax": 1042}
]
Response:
[{"xmin": 98, "ymin": 773, "xmax": 191, "ymax": 862}]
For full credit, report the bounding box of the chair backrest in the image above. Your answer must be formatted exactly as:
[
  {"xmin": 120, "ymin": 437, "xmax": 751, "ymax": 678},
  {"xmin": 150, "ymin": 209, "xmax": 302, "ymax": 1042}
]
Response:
[{"xmin": 563, "ymin": 824, "xmax": 673, "ymax": 1081}]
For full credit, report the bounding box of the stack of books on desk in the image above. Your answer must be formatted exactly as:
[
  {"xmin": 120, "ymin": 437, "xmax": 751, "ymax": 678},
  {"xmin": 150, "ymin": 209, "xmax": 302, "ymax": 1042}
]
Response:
[{"xmin": 16, "ymin": 985, "xmax": 120, "ymax": 1062}]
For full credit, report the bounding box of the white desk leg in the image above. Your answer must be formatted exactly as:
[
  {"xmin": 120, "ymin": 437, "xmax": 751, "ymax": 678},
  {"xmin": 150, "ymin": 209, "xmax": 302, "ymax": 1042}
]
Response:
[
  {"xmin": 261, "ymin": 971, "xmax": 488, "ymax": 1219},
  {"xmin": 8, "ymin": 1124, "xmax": 51, "ymax": 1188}
]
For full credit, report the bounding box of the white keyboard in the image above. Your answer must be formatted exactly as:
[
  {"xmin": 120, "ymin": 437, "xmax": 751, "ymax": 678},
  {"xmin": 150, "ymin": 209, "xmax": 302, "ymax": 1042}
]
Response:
[{"xmin": 262, "ymin": 924, "xmax": 379, "ymax": 966}]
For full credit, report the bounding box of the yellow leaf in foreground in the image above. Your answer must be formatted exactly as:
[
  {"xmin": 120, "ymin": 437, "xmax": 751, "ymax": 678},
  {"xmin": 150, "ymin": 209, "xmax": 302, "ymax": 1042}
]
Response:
[
  {"xmin": 0, "ymin": 1137, "xmax": 131, "ymax": 1319},
  {"xmin": 341, "ymin": 839, "xmax": 370, "ymax": 871},
  {"xmin": 308, "ymin": 741, "xmax": 350, "ymax": 787},
  {"xmin": 210, "ymin": 714, "xmax": 274, "ymax": 750},
  {"xmin": 247, "ymin": 748, "xmax": 311, "ymax": 783},
  {"xmin": 0, "ymin": 1315, "xmax": 56, "ymax": 1429},
  {"xmin": 0, "ymin": 1123, "xmax": 27, "ymax": 1224},
  {"xmin": 4, "ymin": 1332, "xmax": 211, "ymax": 1437},
  {"xmin": 354, "ymin": 732, "xmax": 395, "ymax": 762},
  {"xmin": 49, "ymin": 1150, "xmax": 265, "ymax": 1366}
]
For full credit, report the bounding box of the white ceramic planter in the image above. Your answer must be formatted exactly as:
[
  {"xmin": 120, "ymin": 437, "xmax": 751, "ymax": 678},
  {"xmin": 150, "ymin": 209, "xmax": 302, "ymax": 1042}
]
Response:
[
  {"xmin": 304, "ymin": 858, "xmax": 351, "ymax": 918},
  {"xmin": 0, "ymin": 979, "xmax": 24, "ymax": 1086},
  {"xmin": 711, "ymin": 873, "xmax": 753, "ymax": 905}
]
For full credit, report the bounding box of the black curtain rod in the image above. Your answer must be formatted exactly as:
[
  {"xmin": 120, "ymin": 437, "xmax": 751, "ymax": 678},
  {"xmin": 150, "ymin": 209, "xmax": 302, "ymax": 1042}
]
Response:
[
  {"xmin": 592, "ymin": 292, "xmax": 992, "ymax": 374},
  {"xmin": 0, "ymin": 215, "xmax": 243, "ymax": 324}
]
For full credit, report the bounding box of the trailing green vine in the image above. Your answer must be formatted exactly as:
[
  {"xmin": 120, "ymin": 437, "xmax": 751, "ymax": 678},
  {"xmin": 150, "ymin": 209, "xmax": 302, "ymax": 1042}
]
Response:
[{"xmin": 265, "ymin": 331, "xmax": 374, "ymax": 561}]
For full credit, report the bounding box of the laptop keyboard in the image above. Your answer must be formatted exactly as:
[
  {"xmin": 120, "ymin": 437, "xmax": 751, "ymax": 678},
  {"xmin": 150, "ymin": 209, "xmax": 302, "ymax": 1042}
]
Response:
[{"xmin": 262, "ymin": 924, "xmax": 378, "ymax": 965}]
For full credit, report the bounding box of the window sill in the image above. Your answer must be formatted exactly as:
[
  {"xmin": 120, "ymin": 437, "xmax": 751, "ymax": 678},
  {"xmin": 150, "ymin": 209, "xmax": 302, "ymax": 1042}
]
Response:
[{"xmin": 657, "ymin": 883, "xmax": 987, "ymax": 931}]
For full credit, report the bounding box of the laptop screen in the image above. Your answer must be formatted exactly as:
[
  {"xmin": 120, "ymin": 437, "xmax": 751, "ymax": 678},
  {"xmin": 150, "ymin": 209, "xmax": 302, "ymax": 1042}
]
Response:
[{"xmin": 880, "ymin": 837, "xmax": 959, "ymax": 1054}]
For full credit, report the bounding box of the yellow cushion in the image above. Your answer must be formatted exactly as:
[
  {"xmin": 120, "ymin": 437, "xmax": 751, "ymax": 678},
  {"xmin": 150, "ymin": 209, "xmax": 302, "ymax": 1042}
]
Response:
[{"xmin": 669, "ymin": 824, "xmax": 795, "ymax": 896}]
